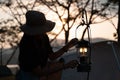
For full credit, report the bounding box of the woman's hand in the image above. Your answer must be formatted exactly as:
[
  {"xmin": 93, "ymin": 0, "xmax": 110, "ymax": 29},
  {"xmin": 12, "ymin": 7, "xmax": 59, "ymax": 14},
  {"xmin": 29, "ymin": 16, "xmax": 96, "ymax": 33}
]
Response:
[
  {"xmin": 64, "ymin": 60, "xmax": 78, "ymax": 69},
  {"xmin": 67, "ymin": 38, "xmax": 78, "ymax": 48}
]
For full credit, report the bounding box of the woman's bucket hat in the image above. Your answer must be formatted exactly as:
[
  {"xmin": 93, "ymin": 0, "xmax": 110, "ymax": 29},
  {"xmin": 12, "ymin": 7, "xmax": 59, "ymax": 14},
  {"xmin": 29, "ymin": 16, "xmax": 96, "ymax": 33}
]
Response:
[{"xmin": 20, "ymin": 10, "xmax": 55, "ymax": 35}]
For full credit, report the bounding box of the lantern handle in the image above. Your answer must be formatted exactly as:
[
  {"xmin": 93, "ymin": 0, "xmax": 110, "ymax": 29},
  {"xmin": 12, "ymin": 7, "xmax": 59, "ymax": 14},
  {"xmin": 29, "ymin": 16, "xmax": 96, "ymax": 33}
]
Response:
[{"xmin": 75, "ymin": 9, "xmax": 91, "ymax": 42}]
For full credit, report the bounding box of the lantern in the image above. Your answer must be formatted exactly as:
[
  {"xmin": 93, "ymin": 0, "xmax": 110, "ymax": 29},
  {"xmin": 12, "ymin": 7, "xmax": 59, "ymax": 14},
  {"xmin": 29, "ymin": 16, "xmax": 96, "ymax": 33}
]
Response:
[{"xmin": 76, "ymin": 39, "xmax": 91, "ymax": 72}]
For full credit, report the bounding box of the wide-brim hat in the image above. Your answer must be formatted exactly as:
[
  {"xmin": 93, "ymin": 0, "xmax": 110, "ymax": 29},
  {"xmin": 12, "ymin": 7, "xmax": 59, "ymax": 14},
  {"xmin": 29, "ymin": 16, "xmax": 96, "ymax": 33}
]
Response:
[{"xmin": 20, "ymin": 10, "xmax": 55, "ymax": 35}]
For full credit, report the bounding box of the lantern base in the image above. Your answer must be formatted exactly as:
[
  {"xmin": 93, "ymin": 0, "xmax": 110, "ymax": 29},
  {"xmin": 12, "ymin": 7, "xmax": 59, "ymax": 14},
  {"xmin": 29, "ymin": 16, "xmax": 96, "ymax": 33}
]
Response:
[{"xmin": 77, "ymin": 64, "xmax": 91, "ymax": 72}]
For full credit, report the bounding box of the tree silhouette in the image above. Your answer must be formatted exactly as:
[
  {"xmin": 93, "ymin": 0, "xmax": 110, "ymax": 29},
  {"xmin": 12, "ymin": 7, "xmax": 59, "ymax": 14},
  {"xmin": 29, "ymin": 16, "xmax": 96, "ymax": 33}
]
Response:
[
  {"xmin": 107, "ymin": 0, "xmax": 119, "ymax": 44},
  {"xmin": 0, "ymin": 0, "xmax": 118, "ymax": 65},
  {"xmin": 39, "ymin": 0, "xmax": 118, "ymax": 44}
]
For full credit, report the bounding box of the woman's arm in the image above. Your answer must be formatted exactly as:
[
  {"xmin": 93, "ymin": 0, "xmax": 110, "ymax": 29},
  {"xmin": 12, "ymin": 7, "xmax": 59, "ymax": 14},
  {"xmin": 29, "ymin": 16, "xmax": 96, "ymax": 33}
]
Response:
[
  {"xmin": 49, "ymin": 38, "xmax": 78, "ymax": 60},
  {"xmin": 32, "ymin": 60, "xmax": 78, "ymax": 77}
]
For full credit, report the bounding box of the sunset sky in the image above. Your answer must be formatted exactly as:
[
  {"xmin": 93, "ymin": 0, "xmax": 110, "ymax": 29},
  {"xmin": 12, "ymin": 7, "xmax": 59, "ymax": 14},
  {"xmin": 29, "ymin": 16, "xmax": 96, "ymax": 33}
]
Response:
[{"xmin": 0, "ymin": 0, "xmax": 118, "ymax": 43}]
